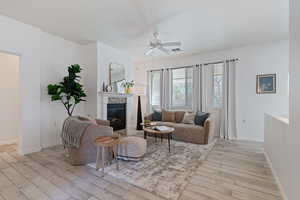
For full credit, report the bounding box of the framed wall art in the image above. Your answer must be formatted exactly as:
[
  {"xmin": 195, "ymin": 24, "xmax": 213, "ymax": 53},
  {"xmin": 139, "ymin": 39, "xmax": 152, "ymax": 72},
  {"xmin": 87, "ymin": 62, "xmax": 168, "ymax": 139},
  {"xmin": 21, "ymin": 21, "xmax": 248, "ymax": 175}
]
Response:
[{"xmin": 256, "ymin": 74, "xmax": 276, "ymax": 94}]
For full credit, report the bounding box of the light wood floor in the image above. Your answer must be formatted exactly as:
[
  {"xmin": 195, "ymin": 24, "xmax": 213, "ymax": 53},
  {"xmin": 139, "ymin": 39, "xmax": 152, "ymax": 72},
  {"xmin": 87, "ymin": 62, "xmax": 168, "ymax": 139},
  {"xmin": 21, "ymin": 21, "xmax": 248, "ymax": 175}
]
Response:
[{"xmin": 0, "ymin": 140, "xmax": 282, "ymax": 200}]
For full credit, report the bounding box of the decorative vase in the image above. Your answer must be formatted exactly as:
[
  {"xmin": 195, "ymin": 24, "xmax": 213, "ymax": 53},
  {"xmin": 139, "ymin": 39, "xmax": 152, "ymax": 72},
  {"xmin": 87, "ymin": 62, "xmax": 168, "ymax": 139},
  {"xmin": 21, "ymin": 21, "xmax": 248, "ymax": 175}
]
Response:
[{"xmin": 125, "ymin": 87, "xmax": 131, "ymax": 94}]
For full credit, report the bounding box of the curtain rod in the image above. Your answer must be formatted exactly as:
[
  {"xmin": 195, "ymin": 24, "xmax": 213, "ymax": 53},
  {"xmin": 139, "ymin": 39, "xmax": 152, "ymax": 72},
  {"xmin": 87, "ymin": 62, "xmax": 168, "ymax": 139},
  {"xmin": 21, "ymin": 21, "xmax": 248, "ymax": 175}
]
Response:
[
  {"xmin": 165, "ymin": 65, "xmax": 196, "ymax": 70},
  {"xmin": 202, "ymin": 58, "xmax": 239, "ymax": 66},
  {"xmin": 149, "ymin": 65, "xmax": 195, "ymax": 72},
  {"xmin": 148, "ymin": 65, "xmax": 196, "ymax": 72},
  {"xmin": 147, "ymin": 58, "xmax": 239, "ymax": 72},
  {"xmin": 149, "ymin": 69, "xmax": 163, "ymax": 72}
]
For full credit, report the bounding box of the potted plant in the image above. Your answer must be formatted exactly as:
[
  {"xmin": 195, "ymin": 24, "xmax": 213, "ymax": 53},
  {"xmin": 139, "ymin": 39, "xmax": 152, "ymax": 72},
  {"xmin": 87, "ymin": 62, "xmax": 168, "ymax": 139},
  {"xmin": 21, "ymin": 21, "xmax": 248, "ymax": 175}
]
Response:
[
  {"xmin": 121, "ymin": 80, "xmax": 135, "ymax": 94},
  {"xmin": 47, "ymin": 64, "xmax": 87, "ymax": 116}
]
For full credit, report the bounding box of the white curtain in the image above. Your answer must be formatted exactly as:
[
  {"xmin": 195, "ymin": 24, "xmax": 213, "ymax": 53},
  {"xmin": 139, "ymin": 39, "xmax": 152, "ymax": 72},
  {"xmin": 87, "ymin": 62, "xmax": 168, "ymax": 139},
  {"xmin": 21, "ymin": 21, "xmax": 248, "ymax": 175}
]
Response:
[
  {"xmin": 192, "ymin": 65, "xmax": 201, "ymax": 111},
  {"xmin": 147, "ymin": 69, "xmax": 170, "ymax": 111},
  {"xmin": 162, "ymin": 69, "xmax": 171, "ymax": 110},
  {"xmin": 221, "ymin": 60, "xmax": 237, "ymax": 139},
  {"xmin": 147, "ymin": 69, "xmax": 163, "ymax": 113},
  {"xmin": 146, "ymin": 70, "xmax": 151, "ymax": 113},
  {"xmin": 201, "ymin": 64, "xmax": 215, "ymax": 112}
]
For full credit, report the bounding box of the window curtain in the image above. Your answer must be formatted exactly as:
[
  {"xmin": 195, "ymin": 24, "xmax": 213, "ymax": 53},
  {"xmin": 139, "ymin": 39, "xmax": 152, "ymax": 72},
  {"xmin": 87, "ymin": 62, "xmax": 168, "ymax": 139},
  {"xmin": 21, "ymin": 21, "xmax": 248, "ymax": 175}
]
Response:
[
  {"xmin": 201, "ymin": 64, "xmax": 215, "ymax": 112},
  {"xmin": 221, "ymin": 60, "xmax": 237, "ymax": 139},
  {"xmin": 192, "ymin": 65, "xmax": 201, "ymax": 111},
  {"xmin": 146, "ymin": 70, "xmax": 151, "ymax": 113},
  {"xmin": 147, "ymin": 69, "xmax": 163, "ymax": 113},
  {"xmin": 162, "ymin": 69, "xmax": 171, "ymax": 110}
]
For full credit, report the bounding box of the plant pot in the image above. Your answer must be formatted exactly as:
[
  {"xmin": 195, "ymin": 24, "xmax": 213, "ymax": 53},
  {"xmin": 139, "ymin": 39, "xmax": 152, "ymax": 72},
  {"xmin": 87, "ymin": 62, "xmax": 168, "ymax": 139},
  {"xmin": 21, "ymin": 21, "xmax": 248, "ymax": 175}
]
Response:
[{"xmin": 125, "ymin": 87, "xmax": 131, "ymax": 94}]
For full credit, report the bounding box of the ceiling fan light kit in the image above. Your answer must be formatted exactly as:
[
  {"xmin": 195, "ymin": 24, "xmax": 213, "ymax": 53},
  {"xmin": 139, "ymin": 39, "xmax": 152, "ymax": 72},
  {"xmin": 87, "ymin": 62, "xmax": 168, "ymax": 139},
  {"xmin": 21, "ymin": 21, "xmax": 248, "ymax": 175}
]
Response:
[{"xmin": 145, "ymin": 32, "xmax": 182, "ymax": 56}]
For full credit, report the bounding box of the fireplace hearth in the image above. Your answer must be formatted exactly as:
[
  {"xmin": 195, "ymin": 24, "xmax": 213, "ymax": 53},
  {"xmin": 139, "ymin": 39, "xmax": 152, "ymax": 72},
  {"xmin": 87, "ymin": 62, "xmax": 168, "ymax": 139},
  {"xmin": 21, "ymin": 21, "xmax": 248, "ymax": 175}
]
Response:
[{"xmin": 107, "ymin": 103, "xmax": 126, "ymax": 131}]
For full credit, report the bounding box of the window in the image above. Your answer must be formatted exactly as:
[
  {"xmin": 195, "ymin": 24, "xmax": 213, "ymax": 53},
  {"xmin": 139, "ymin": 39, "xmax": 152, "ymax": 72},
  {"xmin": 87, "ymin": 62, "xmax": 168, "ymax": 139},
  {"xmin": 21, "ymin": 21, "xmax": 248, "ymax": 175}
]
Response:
[
  {"xmin": 171, "ymin": 67, "xmax": 193, "ymax": 109},
  {"xmin": 151, "ymin": 71, "xmax": 161, "ymax": 108},
  {"xmin": 213, "ymin": 63, "xmax": 224, "ymax": 107}
]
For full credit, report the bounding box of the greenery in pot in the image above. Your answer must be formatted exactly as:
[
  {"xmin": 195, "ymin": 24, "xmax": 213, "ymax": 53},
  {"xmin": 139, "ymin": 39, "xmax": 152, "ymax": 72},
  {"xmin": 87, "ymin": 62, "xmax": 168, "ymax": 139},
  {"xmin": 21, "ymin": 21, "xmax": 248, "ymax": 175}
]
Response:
[
  {"xmin": 47, "ymin": 64, "xmax": 86, "ymax": 116},
  {"xmin": 121, "ymin": 80, "xmax": 135, "ymax": 94}
]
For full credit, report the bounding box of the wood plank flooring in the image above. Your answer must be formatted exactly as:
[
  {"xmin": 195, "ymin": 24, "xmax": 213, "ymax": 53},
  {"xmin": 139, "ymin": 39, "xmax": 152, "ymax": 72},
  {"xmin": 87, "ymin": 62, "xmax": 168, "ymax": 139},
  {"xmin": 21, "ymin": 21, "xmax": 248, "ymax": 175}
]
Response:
[{"xmin": 0, "ymin": 140, "xmax": 282, "ymax": 200}]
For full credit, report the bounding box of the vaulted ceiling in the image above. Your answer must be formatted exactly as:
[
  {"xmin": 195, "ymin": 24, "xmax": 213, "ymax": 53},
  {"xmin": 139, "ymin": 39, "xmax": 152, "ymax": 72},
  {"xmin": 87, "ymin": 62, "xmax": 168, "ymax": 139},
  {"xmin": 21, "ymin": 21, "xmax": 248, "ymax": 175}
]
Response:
[{"xmin": 0, "ymin": 0, "xmax": 289, "ymax": 60}]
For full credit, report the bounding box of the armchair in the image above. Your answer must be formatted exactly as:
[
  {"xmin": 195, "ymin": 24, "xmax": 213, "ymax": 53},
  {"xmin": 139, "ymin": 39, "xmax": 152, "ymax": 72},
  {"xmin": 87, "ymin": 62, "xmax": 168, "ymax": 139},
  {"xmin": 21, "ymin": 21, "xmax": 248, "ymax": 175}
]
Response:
[{"xmin": 64, "ymin": 116, "xmax": 113, "ymax": 165}]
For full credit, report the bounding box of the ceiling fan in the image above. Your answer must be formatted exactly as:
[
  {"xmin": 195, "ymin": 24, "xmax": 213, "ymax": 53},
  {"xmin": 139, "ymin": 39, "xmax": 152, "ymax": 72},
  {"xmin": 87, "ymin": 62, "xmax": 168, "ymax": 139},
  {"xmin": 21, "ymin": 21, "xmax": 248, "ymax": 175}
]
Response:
[{"xmin": 145, "ymin": 32, "xmax": 182, "ymax": 55}]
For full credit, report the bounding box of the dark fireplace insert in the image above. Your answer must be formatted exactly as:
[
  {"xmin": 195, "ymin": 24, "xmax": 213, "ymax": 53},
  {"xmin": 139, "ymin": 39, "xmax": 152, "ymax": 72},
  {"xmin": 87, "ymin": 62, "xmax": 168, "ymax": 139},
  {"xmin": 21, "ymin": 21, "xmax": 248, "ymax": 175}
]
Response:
[{"xmin": 107, "ymin": 103, "xmax": 126, "ymax": 131}]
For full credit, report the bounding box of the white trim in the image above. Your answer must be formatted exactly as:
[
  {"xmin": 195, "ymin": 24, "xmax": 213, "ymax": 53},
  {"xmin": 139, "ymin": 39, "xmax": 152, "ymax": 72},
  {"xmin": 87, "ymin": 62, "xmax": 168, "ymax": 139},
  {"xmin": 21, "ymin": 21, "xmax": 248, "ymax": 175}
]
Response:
[
  {"xmin": 98, "ymin": 91, "xmax": 133, "ymax": 98},
  {"xmin": 19, "ymin": 145, "xmax": 42, "ymax": 155},
  {"xmin": 0, "ymin": 138, "xmax": 18, "ymax": 145},
  {"xmin": 264, "ymin": 151, "xmax": 288, "ymax": 200}
]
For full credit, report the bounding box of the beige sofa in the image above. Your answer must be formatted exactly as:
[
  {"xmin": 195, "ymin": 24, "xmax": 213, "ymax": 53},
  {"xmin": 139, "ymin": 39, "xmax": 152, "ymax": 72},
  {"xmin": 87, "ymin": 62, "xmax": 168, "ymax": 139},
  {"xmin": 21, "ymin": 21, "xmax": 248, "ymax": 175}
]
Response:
[{"xmin": 144, "ymin": 109, "xmax": 220, "ymax": 145}]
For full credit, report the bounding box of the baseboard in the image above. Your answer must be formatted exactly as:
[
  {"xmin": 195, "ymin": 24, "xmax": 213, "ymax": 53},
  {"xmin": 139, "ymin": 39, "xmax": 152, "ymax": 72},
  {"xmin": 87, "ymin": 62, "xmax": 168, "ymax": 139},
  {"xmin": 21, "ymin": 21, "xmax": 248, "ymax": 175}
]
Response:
[
  {"xmin": 264, "ymin": 152, "xmax": 288, "ymax": 200},
  {"xmin": 41, "ymin": 140, "xmax": 62, "ymax": 149},
  {"xmin": 19, "ymin": 145, "xmax": 42, "ymax": 155},
  {"xmin": 0, "ymin": 138, "xmax": 18, "ymax": 145}
]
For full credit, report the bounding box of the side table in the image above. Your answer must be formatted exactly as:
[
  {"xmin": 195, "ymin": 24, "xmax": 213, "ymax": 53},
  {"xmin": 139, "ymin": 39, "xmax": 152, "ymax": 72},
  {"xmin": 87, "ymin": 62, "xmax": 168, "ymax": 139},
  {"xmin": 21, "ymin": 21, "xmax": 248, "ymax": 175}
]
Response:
[{"xmin": 94, "ymin": 136, "xmax": 120, "ymax": 176}]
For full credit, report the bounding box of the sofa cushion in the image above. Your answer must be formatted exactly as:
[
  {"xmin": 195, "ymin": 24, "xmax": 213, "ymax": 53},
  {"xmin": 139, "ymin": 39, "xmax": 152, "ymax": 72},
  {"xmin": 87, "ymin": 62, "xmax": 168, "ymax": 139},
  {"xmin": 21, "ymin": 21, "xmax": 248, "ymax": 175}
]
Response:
[
  {"xmin": 172, "ymin": 123, "xmax": 206, "ymax": 144},
  {"xmin": 173, "ymin": 123, "xmax": 204, "ymax": 131},
  {"xmin": 175, "ymin": 111, "xmax": 185, "ymax": 123},
  {"xmin": 194, "ymin": 111, "xmax": 210, "ymax": 126},
  {"xmin": 162, "ymin": 109, "xmax": 176, "ymax": 122},
  {"xmin": 182, "ymin": 112, "xmax": 196, "ymax": 124},
  {"xmin": 155, "ymin": 121, "xmax": 176, "ymax": 127},
  {"xmin": 152, "ymin": 110, "xmax": 162, "ymax": 121}
]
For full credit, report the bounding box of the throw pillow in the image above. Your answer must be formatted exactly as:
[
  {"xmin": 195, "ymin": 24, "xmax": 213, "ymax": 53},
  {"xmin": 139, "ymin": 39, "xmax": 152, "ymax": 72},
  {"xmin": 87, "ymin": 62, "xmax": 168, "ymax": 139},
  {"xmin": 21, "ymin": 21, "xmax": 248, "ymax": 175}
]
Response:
[
  {"xmin": 194, "ymin": 111, "xmax": 210, "ymax": 126},
  {"xmin": 162, "ymin": 109, "xmax": 176, "ymax": 122},
  {"xmin": 152, "ymin": 110, "xmax": 162, "ymax": 121},
  {"xmin": 175, "ymin": 111, "xmax": 186, "ymax": 123},
  {"xmin": 182, "ymin": 112, "xmax": 196, "ymax": 124}
]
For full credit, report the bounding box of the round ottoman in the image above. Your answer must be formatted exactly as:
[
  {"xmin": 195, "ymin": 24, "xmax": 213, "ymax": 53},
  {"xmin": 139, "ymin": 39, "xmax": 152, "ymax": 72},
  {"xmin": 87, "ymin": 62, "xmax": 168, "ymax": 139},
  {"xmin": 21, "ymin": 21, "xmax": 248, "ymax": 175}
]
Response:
[{"xmin": 117, "ymin": 136, "xmax": 147, "ymax": 161}]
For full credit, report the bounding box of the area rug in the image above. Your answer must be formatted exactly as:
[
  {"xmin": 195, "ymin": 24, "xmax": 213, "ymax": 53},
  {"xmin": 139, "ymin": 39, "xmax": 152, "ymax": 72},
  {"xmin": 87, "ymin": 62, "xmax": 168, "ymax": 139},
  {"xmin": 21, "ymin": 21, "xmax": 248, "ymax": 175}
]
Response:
[{"xmin": 88, "ymin": 137, "xmax": 216, "ymax": 200}]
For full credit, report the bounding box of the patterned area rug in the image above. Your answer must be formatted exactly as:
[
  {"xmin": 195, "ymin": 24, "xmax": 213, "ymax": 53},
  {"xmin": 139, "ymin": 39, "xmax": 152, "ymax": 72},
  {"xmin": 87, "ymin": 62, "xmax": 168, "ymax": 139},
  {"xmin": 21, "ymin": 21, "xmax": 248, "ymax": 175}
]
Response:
[{"xmin": 88, "ymin": 136, "xmax": 216, "ymax": 200}]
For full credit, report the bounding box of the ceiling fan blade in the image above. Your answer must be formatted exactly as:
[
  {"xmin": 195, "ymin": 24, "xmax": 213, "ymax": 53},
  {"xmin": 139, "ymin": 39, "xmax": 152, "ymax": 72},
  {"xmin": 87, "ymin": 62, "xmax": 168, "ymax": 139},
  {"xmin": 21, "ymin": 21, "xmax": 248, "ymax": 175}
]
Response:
[
  {"xmin": 158, "ymin": 46, "xmax": 170, "ymax": 54},
  {"xmin": 161, "ymin": 42, "xmax": 181, "ymax": 47},
  {"xmin": 145, "ymin": 48, "xmax": 155, "ymax": 55}
]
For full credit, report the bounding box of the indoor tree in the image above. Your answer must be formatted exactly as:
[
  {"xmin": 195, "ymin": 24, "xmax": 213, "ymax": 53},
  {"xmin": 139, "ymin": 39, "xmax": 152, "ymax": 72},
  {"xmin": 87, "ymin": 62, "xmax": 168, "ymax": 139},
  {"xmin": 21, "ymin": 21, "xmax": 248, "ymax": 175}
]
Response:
[{"xmin": 47, "ymin": 64, "xmax": 86, "ymax": 116}]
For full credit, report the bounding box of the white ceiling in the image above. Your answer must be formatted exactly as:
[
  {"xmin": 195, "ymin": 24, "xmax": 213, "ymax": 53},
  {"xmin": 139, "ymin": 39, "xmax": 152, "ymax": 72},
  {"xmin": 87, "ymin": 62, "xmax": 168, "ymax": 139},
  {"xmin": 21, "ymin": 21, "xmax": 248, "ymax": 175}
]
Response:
[{"xmin": 0, "ymin": 0, "xmax": 289, "ymax": 61}]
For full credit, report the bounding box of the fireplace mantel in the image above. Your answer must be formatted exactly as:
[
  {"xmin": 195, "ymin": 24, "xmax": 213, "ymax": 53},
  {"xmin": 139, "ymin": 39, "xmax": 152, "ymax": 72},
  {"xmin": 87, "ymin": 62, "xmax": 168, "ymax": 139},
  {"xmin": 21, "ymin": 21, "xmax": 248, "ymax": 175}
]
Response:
[{"xmin": 98, "ymin": 91, "xmax": 134, "ymax": 98}]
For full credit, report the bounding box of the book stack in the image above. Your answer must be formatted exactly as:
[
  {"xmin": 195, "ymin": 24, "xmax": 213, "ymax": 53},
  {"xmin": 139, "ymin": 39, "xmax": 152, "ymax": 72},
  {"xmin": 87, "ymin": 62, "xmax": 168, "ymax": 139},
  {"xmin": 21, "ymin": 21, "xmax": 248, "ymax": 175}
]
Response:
[{"xmin": 153, "ymin": 126, "xmax": 171, "ymax": 131}]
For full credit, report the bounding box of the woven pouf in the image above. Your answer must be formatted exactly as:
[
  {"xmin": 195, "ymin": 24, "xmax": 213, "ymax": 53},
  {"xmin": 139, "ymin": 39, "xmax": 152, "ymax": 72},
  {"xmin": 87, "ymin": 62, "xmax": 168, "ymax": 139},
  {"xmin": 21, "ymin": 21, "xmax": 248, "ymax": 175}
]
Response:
[{"xmin": 117, "ymin": 136, "xmax": 147, "ymax": 161}]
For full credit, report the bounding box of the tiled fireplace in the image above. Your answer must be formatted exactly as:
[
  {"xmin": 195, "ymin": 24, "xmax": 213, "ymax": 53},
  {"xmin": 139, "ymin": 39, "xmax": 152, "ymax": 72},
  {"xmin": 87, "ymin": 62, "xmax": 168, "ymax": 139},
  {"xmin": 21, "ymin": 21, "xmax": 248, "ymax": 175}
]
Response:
[
  {"xmin": 98, "ymin": 92, "xmax": 133, "ymax": 132},
  {"xmin": 107, "ymin": 100, "xmax": 126, "ymax": 131}
]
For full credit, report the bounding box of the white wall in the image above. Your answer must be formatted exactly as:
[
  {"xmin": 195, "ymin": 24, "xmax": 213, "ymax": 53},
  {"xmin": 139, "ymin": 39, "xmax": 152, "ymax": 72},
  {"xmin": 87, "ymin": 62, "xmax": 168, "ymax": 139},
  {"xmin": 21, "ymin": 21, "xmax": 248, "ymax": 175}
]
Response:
[
  {"xmin": 40, "ymin": 32, "xmax": 86, "ymax": 148},
  {"xmin": 134, "ymin": 40, "xmax": 289, "ymax": 142},
  {"xmin": 264, "ymin": 114, "xmax": 289, "ymax": 200},
  {"xmin": 286, "ymin": 0, "xmax": 300, "ymax": 199},
  {"xmin": 81, "ymin": 43, "xmax": 98, "ymax": 118},
  {"xmin": 0, "ymin": 15, "xmax": 42, "ymax": 154},
  {"xmin": 0, "ymin": 52, "xmax": 20, "ymax": 145},
  {"xmin": 264, "ymin": 2, "xmax": 300, "ymax": 199},
  {"xmin": 0, "ymin": 15, "xmax": 86, "ymax": 154}
]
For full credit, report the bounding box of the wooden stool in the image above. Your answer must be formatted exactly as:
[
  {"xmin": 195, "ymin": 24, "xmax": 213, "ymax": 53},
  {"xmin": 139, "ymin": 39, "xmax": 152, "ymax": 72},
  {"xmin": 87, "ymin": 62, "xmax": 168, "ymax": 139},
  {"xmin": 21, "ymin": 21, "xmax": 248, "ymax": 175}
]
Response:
[{"xmin": 94, "ymin": 136, "xmax": 120, "ymax": 176}]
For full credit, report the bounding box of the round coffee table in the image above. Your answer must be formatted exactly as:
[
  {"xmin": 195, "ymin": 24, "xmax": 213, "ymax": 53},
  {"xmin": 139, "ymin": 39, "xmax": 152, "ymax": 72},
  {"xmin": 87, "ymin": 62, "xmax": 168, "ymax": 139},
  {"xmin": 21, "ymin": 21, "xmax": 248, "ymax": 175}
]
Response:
[{"xmin": 143, "ymin": 126, "xmax": 175, "ymax": 153}]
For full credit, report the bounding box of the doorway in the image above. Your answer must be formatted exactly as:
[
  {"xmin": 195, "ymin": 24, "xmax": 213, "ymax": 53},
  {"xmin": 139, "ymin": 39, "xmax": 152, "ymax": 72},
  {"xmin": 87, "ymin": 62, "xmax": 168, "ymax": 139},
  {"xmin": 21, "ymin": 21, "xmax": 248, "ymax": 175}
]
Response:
[{"xmin": 0, "ymin": 52, "xmax": 20, "ymax": 148}]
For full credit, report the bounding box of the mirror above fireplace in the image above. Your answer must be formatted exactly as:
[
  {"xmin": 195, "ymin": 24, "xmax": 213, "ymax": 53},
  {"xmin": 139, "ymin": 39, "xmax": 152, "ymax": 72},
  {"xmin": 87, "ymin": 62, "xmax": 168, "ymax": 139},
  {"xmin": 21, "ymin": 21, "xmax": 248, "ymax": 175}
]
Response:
[{"xmin": 109, "ymin": 62, "xmax": 125, "ymax": 93}]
